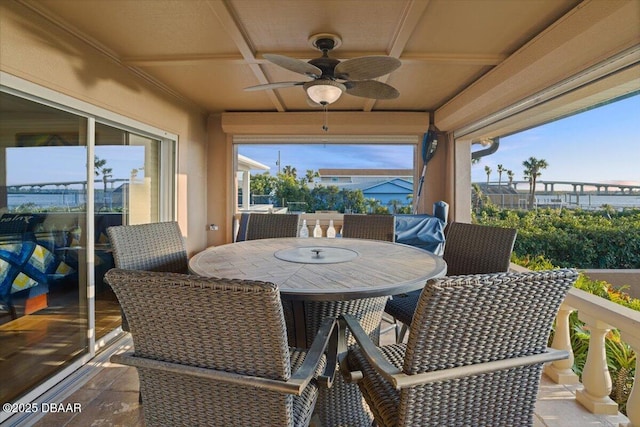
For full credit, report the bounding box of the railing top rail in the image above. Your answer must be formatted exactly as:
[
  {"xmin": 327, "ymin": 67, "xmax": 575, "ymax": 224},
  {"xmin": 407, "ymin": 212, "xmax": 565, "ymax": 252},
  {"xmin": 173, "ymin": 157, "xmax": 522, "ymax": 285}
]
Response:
[{"xmin": 565, "ymin": 287, "xmax": 640, "ymax": 338}]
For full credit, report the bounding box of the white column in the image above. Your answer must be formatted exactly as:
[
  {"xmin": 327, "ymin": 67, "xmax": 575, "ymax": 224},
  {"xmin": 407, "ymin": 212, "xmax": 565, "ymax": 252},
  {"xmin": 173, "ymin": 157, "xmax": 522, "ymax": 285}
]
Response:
[
  {"xmin": 545, "ymin": 304, "xmax": 579, "ymax": 383},
  {"xmin": 242, "ymin": 171, "xmax": 250, "ymax": 210},
  {"xmin": 575, "ymin": 313, "xmax": 619, "ymax": 414}
]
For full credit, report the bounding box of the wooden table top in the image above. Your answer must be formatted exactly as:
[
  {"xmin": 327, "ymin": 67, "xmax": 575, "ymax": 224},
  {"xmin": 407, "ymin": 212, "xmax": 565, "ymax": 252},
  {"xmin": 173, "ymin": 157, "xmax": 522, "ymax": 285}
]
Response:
[{"xmin": 189, "ymin": 237, "xmax": 447, "ymax": 301}]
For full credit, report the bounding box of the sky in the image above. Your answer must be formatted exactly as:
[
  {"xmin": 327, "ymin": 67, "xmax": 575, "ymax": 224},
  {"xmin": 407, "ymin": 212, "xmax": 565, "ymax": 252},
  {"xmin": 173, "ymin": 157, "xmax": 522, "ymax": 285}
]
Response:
[
  {"xmin": 7, "ymin": 145, "xmax": 146, "ymax": 186},
  {"xmin": 472, "ymin": 94, "xmax": 640, "ymax": 186},
  {"xmin": 239, "ymin": 93, "xmax": 640, "ymax": 186},
  {"xmin": 239, "ymin": 144, "xmax": 414, "ymax": 173}
]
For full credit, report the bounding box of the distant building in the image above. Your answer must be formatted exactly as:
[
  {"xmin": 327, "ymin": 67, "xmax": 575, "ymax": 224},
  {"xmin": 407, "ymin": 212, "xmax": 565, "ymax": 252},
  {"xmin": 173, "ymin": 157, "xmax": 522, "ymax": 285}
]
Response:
[
  {"xmin": 317, "ymin": 169, "xmax": 414, "ymax": 208},
  {"xmin": 237, "ymin": 154, "xmax": 270, "ymax": 211},
  {"xmin": 338, "ymin": 178, "xmax": 414, "ymax": 206},
  {"xmin": 318, "ymin": 168, "xmax": 413, "ymax": 185}
]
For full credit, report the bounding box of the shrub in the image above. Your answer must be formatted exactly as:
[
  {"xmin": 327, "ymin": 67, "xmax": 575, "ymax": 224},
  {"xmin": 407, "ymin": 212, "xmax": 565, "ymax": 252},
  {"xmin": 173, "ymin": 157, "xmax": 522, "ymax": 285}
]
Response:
[{"xmin": 478, "ymin": 207, "xmax": 640, "ymax": 269}]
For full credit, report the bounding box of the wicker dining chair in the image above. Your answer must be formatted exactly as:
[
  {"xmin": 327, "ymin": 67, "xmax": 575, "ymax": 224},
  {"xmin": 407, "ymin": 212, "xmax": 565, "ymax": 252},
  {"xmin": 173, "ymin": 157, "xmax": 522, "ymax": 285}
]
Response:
[
  {"xmin": 341, "ymin": 269, "xmax": 578, "ymax": 427},
  {"xmin": 107, "ymin": 221, "xmax": 189, "ymax": 331},
  {"xmin": 236, "ymin": 213, "xmax": 300, "ymax": 241},
  {"xmin": 106, "ymin": 269, "xmax": 338, "ymax": 427},
  {"xmin": 342, "ymin": 214, "xmax": 395, "ymax": 242},
  {"xmin": 385, "ymin": 222, "xmax": 517, "ymax": 342},
  {"xmin": 283, "ymin": 296, "xmax": 390, "ymax": 427}
]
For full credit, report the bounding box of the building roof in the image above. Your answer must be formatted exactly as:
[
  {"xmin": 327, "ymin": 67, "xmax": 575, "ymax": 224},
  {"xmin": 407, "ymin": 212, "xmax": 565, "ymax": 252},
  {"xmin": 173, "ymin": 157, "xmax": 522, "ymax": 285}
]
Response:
[
  {"xmin": 238, "ymin": 154, "xmax": 270, "ymax": 172},
  {"xmin": 318, "ymin": 169, "xmax": 413, "ymax": 177}
]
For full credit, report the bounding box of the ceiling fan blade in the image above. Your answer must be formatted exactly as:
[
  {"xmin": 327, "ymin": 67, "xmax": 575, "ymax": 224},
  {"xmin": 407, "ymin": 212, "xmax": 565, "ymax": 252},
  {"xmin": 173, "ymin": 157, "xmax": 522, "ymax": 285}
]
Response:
[
  {"xmin": 335, "ymin": 56, "xmax": 401, "ymax": 80},
  {"xmin": 263, "ymin": 54, "xmax": 322, "ymax": 77},
  {"xmin": 344, "ymin": 80, "xmax": 399, "ymax": 99},
  {"xmin": 244, "ymin": 81, "xmax": 304, "ymax": 91}
]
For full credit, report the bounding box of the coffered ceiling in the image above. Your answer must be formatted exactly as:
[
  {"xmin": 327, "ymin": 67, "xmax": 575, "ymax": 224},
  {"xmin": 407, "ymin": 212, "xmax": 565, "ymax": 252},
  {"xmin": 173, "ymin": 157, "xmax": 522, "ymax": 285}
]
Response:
[{"xmin": 17, "ymin": 0, "xmax": 632, "ymax": 120}]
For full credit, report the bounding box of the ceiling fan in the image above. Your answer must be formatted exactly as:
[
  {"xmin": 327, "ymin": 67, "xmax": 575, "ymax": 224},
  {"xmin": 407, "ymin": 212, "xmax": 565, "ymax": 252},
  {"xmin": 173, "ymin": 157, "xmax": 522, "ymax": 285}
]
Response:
[{"xmin": 245, "ymin": 33, "xmax": 401, "ymax": 106}]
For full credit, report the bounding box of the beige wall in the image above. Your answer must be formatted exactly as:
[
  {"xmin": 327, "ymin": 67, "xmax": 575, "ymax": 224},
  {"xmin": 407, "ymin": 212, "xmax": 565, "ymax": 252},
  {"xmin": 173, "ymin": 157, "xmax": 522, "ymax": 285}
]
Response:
[
  {"xmin": 583, "ymin": 270, "xmax": 640, "ymax": 300},
  {"xmin": 0, "ymin": 1, "xmax": 209, "ymax": 255},
  {"xmin": 206, "ymin": 114, "xmax": 232, "ymax": 246}
]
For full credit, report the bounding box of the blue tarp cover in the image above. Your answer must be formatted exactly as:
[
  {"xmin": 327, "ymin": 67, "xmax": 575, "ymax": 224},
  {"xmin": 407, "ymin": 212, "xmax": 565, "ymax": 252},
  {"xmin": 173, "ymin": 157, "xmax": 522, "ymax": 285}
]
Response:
[{"xmin": 394, "ymin": 214, "xmax": 445, "ymax": 255}]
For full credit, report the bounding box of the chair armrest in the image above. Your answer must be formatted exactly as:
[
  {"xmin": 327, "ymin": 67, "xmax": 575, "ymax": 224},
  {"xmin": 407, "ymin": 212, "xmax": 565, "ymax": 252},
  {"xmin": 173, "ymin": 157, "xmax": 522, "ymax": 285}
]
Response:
[
  {"xmin": 111, "ymin": 318, "xmax": 339, "ymax": 396},
  {"xmin": 339, "ymin": 314, "xmax": 568, "ymax": 390},
  {"xmin": 290, "ymin": 316, "xmax": 339, "ymax": 389},
  {"xmin": 338, "ymin": 314, "xmax": 402, "ymax": 384},
  {"xmin": 384, "ymin": 348, "xmax": 568, "ymax": 389}
]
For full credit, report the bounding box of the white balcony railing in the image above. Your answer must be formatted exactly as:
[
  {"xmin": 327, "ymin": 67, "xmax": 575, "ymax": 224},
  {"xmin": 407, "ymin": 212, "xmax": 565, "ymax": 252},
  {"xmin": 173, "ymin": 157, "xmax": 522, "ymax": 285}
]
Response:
[{"xmin": 541, "ymin": 285, "xmax": 639, "ymax": 427}]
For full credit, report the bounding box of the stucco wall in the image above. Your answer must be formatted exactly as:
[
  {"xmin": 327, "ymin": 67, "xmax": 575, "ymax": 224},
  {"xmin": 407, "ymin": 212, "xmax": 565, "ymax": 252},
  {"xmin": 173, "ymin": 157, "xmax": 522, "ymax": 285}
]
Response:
[
  {"xmin": 583, "ymin": 270, "xmax": 640, "ymax": 300},
  {"xmin": 0, "ymin": 1, "xmax": 209, "ymax": 254}
]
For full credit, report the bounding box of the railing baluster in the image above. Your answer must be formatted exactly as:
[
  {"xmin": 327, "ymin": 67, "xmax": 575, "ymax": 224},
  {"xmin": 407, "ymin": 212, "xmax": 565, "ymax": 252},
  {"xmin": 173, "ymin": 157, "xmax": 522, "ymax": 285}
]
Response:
[
  {"xmin": 575, "ymin": 314, "xmax": 619, "ymax": 414},
  {"xmin": 545, "ymin": 303, "xmax": 579, "ymax": 383}
]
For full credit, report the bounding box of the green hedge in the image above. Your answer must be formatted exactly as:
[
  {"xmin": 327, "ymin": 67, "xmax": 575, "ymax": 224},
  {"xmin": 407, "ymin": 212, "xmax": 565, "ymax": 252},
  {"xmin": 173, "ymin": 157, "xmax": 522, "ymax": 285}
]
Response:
[{"xmin": 476, "ymin": 207, "xmax": 640, "ymax": 269}]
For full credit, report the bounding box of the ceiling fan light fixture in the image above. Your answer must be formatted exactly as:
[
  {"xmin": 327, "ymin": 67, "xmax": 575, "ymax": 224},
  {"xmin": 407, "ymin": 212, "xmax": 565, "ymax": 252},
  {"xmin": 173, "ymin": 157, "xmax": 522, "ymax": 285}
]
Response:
[{"xmin": 304, "ymin": 80, "xmax": 345, "ymax": 105}]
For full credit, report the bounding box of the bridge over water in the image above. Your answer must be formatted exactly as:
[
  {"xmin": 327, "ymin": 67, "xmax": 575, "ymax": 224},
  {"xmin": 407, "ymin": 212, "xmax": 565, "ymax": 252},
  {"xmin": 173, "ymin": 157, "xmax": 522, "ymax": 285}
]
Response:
[
  {"xmin": 6, "ymin": 178, "xmax": 130, "ymax": 192},
  {"xmin": 488, "ymin": 180, "xmax": 640, "ymax": 195}
]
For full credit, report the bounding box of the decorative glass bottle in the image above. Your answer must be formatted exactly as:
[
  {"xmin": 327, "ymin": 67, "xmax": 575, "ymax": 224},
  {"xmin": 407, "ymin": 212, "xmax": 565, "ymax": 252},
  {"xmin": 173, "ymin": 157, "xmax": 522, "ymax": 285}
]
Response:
[
  {"xmin": 299, "ymin": 219, "xmax": 309, "ymax": 238},
  {"xmin": 313, "ymin": 219, "xmax": 322, "ymax": 238},
  {"xmin": 326, "ymin": 220, "xmax": 336, "ymax": 238}
]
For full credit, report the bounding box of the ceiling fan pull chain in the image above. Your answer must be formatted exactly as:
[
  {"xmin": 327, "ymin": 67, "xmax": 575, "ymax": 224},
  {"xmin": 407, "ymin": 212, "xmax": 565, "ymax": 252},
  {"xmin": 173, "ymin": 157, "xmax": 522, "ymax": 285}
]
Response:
[{"xmin": 322, "ymin": 104, "xmax": 329, "ymax": 132}]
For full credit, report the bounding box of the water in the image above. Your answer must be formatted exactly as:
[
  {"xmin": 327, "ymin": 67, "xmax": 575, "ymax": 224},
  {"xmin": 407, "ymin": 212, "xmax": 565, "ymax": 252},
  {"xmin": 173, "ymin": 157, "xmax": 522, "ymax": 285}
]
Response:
[
  {"xmin": 537, "ymin": 194, "xmax": 640, "ymax": 209},
  {"xmin": 8, "ymin": 192, "xmax": 86, "ymax": 209}
]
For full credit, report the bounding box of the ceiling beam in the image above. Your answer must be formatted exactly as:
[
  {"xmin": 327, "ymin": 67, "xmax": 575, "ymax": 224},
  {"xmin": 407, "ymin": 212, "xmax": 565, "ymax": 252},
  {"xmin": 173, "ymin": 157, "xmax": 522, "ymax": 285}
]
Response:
[
  {"xmin": 122, "ymin": 52, "xmax": 506, "ymax": 67},
  {"xmin": 362, "ymin": 0, "xmax": 431, "ymax": 112},
  {"xmin": 435, "ymin": 0, "xmax": 639, "ymax": 132},
  {"xmin": 206, "ymin": 0, "xmax": 286, "ymax": 112}
]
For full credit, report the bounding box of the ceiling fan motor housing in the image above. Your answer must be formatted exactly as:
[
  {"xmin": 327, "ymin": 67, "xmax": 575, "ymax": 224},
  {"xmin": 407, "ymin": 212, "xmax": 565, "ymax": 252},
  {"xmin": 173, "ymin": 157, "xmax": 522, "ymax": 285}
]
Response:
[{"xmin": 308, "ymin": 56, "xmax": 341, "ymax": 79}]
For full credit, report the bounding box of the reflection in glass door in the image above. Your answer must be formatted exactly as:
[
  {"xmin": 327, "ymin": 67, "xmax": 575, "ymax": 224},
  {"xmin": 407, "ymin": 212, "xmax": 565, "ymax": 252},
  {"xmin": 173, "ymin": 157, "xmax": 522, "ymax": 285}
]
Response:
[{"xmin": 0, "ymin": 92, "xmax": 89, "ymax": 405}]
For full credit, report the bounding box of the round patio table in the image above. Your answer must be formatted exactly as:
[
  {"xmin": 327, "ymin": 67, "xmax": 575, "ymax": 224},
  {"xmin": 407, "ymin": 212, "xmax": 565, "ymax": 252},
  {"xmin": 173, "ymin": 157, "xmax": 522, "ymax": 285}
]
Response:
[
  {"xmin": 189, "ymin": 237, "xmax": 446, "ymax": 427},
  {"xmin": 189, "ymin": 237, "xmax": 446, "ymax": 302}
]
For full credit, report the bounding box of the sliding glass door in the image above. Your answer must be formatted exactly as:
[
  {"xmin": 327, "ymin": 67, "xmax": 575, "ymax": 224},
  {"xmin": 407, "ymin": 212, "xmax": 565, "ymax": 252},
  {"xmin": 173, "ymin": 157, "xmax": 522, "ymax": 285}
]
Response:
[{"xmin": 0, "ymin": 90, "xmax": 174, "ymax": 408}]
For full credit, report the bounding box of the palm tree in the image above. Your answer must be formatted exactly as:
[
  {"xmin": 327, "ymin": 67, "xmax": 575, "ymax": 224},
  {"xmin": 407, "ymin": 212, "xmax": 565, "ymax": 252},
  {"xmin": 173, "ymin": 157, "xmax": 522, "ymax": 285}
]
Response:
[
  {"xmin": 388, "ymin": 199, "xmax": 402, "ymax": 214},
  {"xmin": 497, "ymin": 164, "xmax": 505, "ymax": 187},
  {"xmin": 304, "ymin": 169, "xmax": 319, "ymax": 184},
  {"xmin": 94, "ymin": 156, "xmax": 113, "ymax": 208},
  {"xmin": 484, "ymin": 165, "xmax": 492, "ymax": 185},
  {"xmin": 282, "ymin": 165, "xmax": 297, "ymax": 178},
  {"xmin": 365, "ymin": 198, "xmax": 381, "ymax": 214},
  {"xmin": 507, "ymin": 169, "xmax": 515, "ymax": 188},
  {"xmin": 522, "ymin": 157, "xmax": 549, "ymax": 209}
]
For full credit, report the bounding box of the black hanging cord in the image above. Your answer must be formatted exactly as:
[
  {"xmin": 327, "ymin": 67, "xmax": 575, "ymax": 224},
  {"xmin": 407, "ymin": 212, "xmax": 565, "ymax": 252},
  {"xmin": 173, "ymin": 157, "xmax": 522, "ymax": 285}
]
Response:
[{"xmin": 322, "ymin": 103, "xmax": 329, "ymax": 132}]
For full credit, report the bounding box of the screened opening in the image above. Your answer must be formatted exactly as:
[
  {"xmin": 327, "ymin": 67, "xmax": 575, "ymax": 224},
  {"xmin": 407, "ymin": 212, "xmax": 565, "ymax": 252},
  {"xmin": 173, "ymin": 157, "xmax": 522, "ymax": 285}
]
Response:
[{"xmin": 235, "ymin": 140, "xmax": 417, "ymax": 215}]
